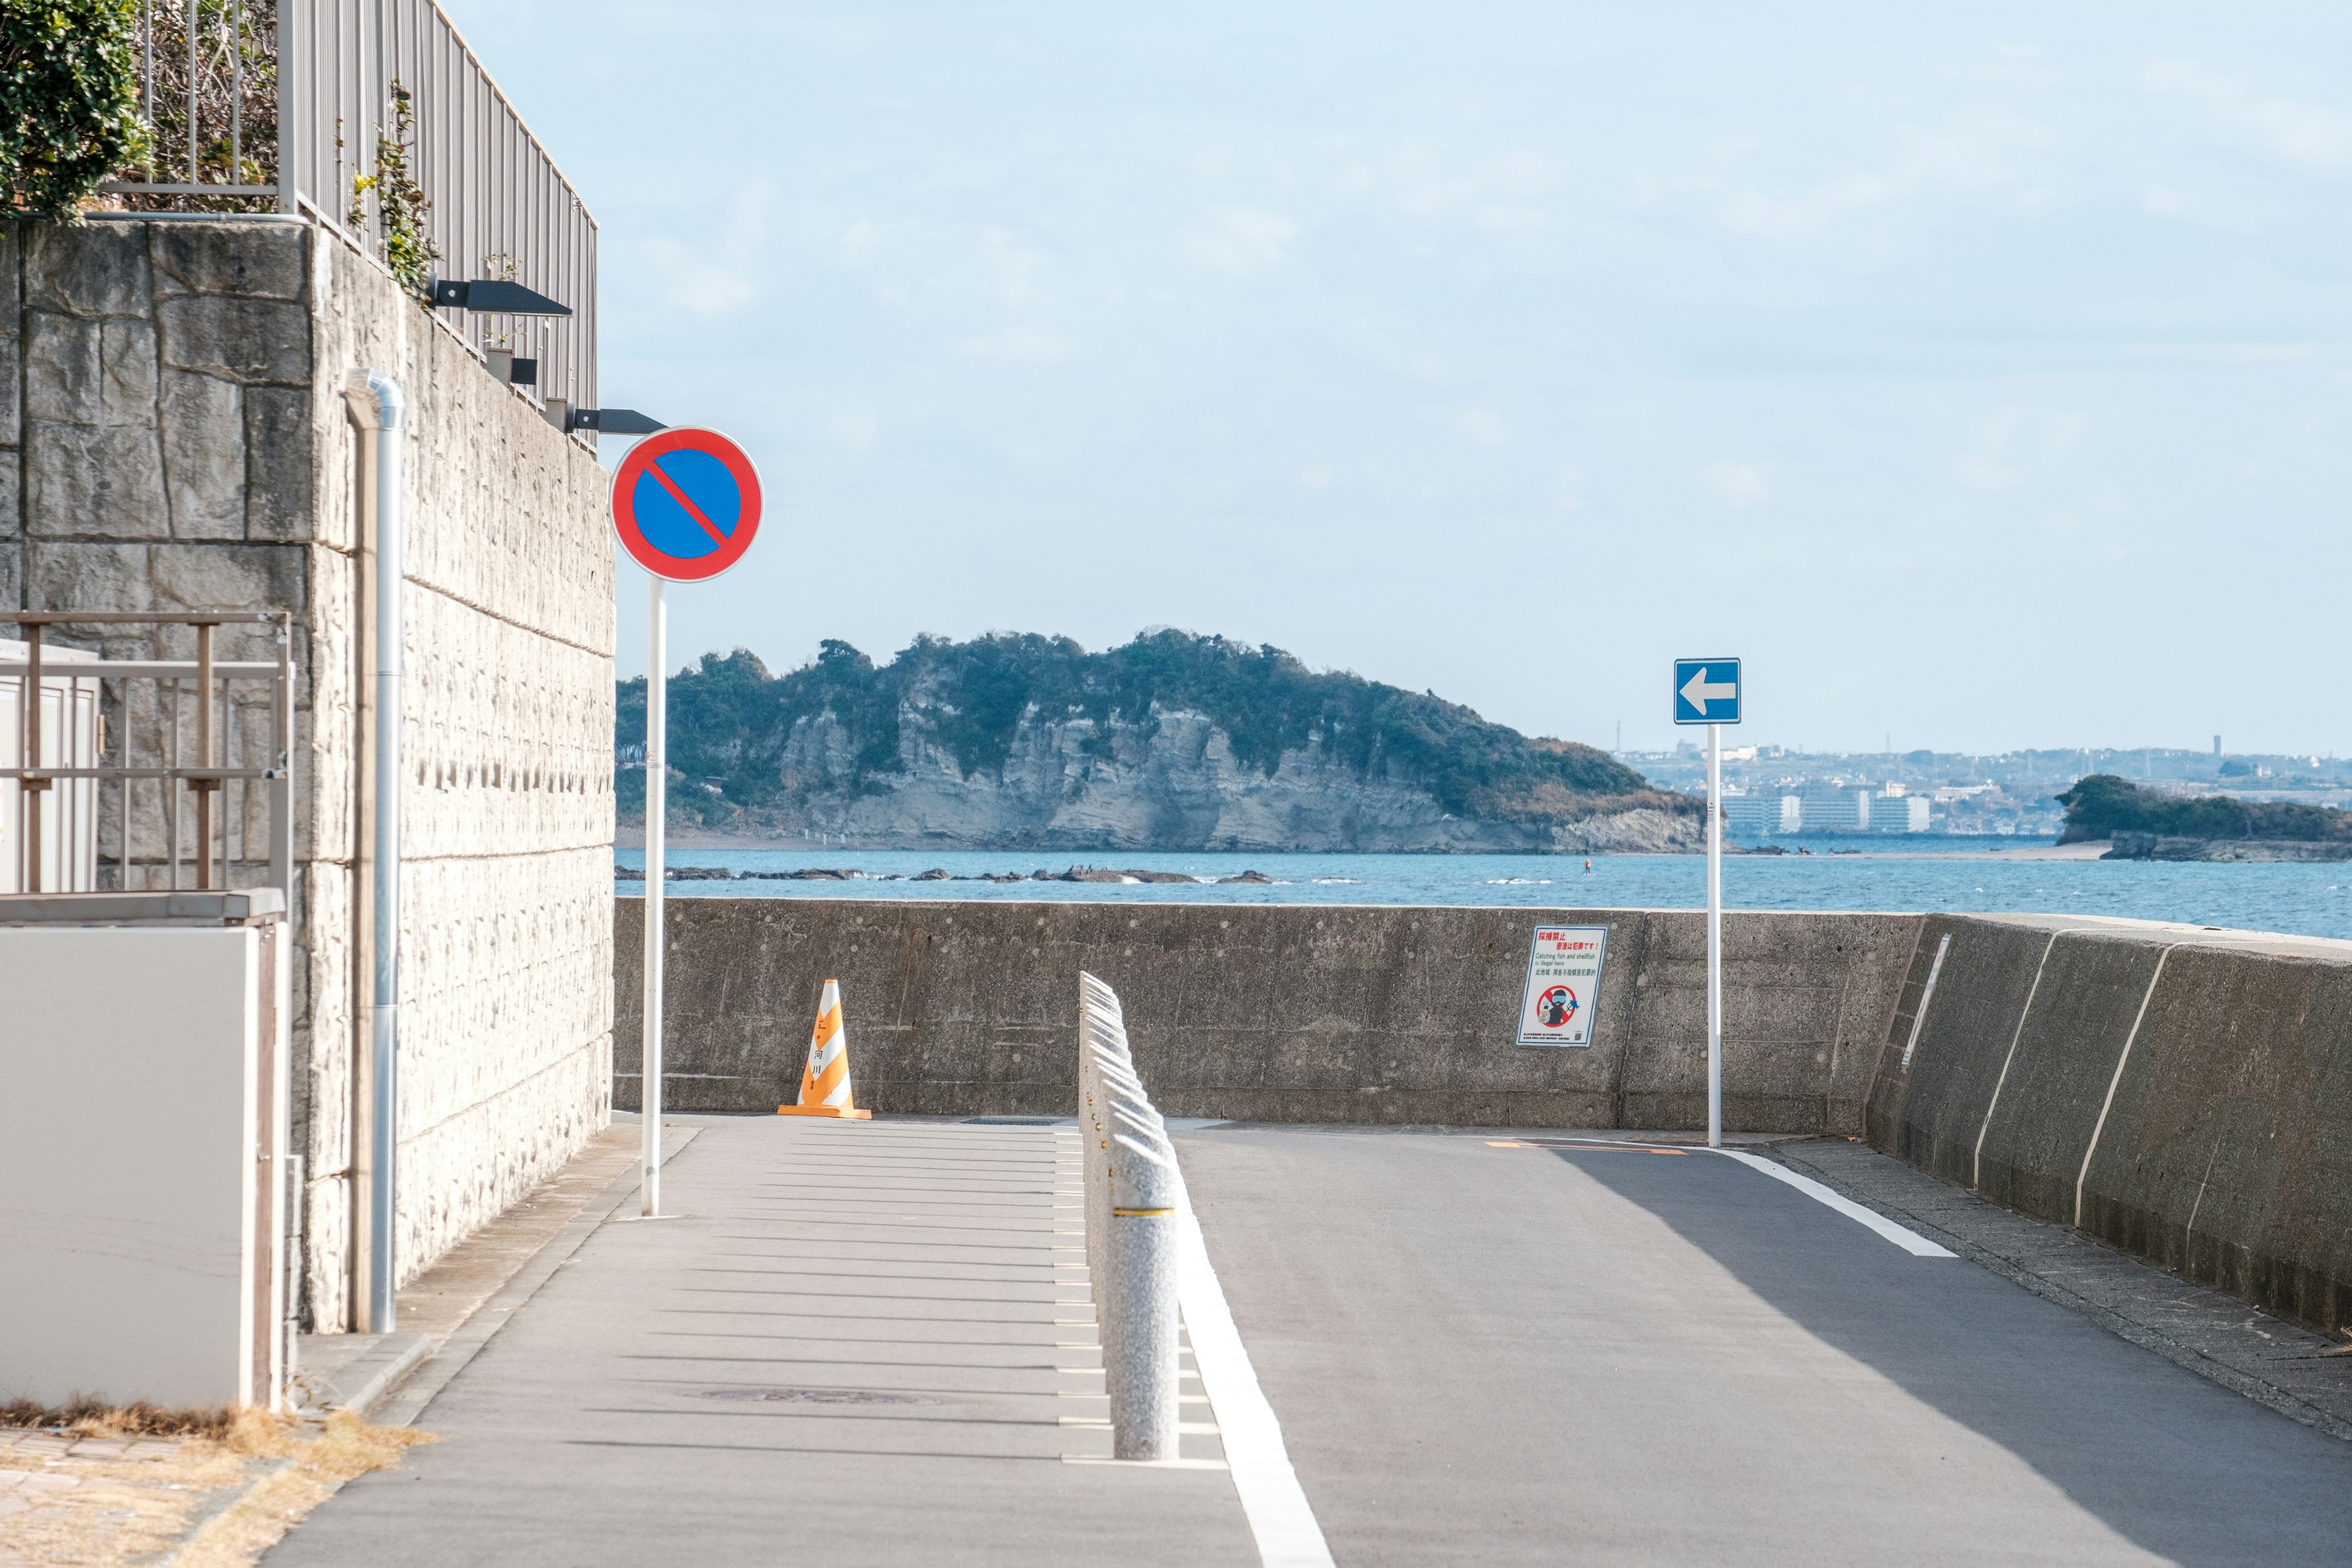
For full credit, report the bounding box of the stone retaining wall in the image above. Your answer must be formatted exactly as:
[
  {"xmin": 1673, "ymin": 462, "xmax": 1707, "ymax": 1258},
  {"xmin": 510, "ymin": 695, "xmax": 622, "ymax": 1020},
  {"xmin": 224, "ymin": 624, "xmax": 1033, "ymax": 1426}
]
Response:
[{"xmin": 4, "ymin": 217, "xmax": 614, "ymax": 1328}]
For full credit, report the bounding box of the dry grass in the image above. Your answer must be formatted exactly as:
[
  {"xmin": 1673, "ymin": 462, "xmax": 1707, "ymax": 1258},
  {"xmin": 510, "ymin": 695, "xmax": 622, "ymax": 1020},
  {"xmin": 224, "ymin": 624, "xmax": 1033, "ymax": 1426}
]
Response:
[
  {"xmin": 0, "ymin": 1397, "xmax": 233, "ymax": 1439},
  {"xmin": 0, "ymin": 1409, "xmax": 435, "ymax": 1567},
  {"xmin": 174, "ymin": 1412, "xmax": 437, "ymax": 1568}
]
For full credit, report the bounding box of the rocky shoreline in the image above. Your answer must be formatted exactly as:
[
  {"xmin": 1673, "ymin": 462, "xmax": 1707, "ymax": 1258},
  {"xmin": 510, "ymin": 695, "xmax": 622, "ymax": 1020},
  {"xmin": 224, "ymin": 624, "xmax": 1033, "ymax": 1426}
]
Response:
[
  {"xmin": 2102, "ymin": 832, "xmax": 2352, "ymax": 863},
  {"xmin": 614, "ymin": 864, "xmax": 1278, "ymax": 885}
]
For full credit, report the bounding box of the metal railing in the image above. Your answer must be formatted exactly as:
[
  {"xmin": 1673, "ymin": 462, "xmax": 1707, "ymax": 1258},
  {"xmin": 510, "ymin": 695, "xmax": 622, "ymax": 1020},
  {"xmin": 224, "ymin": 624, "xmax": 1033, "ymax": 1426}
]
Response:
[
  {"xmin": 0, "ymin": 613, "xmax": 295, "ymax": 903},
  {"xmin": 106, "ymin": 0, "xmax": 598, "ymax": 415}
]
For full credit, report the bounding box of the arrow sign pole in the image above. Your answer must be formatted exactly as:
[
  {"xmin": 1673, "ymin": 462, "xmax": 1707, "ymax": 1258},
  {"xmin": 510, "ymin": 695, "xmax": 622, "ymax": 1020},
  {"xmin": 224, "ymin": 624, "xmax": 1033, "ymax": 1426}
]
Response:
[
  {"xmin": 1672, "ymin": 657, "xmax": 1739, "ymax": 1145},
  {"xmin": 1707, "ymin": 720, "xmax": 1722, "ymax": 1148}
]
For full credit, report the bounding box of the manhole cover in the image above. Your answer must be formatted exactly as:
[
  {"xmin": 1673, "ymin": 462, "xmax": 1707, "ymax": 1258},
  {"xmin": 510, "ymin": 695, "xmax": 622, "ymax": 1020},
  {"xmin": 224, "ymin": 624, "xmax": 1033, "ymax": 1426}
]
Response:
[{"xmin": 688, "ymin": 1387, "xmax": 931, "ymax": 1405}]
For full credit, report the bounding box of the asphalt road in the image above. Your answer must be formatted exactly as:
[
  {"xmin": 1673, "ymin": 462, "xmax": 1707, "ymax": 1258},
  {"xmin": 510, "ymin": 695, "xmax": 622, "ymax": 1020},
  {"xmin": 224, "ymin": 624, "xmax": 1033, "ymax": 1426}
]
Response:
[{"xmin": 1175, "ymin": 1125, "xmax": 2352, "ymax": 1566}]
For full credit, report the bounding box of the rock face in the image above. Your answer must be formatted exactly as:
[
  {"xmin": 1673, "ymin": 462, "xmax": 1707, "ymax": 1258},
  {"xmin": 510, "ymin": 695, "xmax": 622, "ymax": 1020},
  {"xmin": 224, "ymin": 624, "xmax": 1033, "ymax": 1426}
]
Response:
[
  {"xmin": 7, "ymin": 221, "xmax": 616, "ymax": 1332},
  {"xmin": 710, "ymin": 705, "xmax": 1701, "ymax": 854}
]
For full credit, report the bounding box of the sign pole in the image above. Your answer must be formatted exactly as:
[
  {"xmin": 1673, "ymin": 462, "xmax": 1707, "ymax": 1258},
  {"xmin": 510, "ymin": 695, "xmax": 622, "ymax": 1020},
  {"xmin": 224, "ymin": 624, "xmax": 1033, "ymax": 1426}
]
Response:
[
  {"xmin": 1706, "ymin": 718, "xmax": 1722, "ymax": 1149},
  {"xmin": 609, "ymin": 423, "xmax": 763, "ymax": 1219},
  {"xmin": 642, "ymin": 577, "xmax": 666, "ymax": 1216}
]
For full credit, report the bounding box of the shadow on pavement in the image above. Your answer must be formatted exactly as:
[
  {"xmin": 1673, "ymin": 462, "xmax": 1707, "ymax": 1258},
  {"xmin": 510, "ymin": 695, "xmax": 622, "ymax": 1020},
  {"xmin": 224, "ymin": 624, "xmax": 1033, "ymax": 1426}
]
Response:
[{"xmin": 1547, "ymin": 1142, "xmax": 2352, "ymax": 1566}]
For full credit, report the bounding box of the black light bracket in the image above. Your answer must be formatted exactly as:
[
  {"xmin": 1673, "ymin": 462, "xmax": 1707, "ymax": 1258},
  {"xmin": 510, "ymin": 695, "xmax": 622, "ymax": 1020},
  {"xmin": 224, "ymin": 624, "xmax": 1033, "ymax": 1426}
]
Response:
[
  {"xmin": 428, "ymin": 276, "xmax": 573, "ymax": 316},
  {"xmin": 567, "ymin": 407, "xmax": 666, "ymax": 435}
]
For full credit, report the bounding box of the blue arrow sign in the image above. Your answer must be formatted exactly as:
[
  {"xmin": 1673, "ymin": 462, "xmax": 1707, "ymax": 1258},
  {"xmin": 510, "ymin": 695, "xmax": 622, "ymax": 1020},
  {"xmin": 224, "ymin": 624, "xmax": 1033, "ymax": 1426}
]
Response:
[{"xmin": 1673, "ymin": 658, "xmax": 1741, "ymax": 725}]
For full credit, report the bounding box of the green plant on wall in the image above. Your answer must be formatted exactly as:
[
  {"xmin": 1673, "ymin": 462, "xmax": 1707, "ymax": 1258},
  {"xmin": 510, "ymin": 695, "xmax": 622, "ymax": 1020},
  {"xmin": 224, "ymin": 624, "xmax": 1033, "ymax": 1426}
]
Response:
[
  {"xmin": 1, "ymin": 0, "xmax": 150, "ymax": 221},
  {"xmin": 347, "ymin": 81, "xmax": 439, "ymax": 292}
]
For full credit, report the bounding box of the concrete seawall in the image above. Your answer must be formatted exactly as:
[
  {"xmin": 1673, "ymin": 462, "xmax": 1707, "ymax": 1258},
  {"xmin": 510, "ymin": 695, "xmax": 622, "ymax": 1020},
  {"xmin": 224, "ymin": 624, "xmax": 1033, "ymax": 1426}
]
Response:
[
  {"xmin": 615, "ymin": 895, "xmax": 2352, "ymax": 1335},
  {"xmin": 1862, "ymin": 913, "xmax": 2352, "ymax": 1333},
  {"xmin": 614, "ymin": 898, "xmax": 1920, "ymax": 1133}
]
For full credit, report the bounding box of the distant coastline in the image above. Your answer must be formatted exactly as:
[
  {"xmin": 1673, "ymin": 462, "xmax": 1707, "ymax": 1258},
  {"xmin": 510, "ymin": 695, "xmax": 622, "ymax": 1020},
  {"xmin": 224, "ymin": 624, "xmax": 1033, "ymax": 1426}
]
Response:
[{"xmin": 619, "ymin": 630, "xmax": 1703, "ymax": 855}]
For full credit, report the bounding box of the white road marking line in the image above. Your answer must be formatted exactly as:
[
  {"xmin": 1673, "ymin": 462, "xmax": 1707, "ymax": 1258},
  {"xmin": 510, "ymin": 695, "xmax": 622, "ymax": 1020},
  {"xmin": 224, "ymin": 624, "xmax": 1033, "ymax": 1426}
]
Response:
[
  {"xmin": 1711, "ymin": 1148, "xmax": 1955, "ymax": 1257},
  {"xmin": 1177, "ymin": 1180, "xmax": 1338, "ymax": 1568}
]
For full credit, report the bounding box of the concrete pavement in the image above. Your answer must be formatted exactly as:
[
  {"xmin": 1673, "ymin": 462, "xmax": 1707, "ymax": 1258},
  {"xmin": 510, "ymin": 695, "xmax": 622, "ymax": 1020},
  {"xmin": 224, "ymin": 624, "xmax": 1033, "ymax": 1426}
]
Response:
[
  {"xmin": 1175, "ymin": 1124, "xmax": 2352, "ymax": 1565},
  {"xmin": 271, "ymin": 1113, "xmax": 2352, "ymax": 1564},
  {"xmin": 267, "ymin": 1116, "xmax": 1255, "ymax": 1567}
]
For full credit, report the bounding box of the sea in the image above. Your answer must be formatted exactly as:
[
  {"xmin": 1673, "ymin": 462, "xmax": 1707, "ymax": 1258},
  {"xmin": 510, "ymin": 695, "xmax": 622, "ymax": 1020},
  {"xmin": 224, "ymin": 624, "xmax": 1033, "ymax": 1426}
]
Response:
[{"xmin": 611, "ymin": 837, "xmax": 2352, "ymax": 943}]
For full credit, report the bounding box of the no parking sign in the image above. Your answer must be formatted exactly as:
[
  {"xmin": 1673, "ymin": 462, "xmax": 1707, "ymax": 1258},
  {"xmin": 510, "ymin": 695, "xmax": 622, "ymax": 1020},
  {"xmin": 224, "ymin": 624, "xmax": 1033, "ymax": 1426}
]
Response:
[
  {"xmin": 617, "ymin": 424, "xmax": 765, "ymax": 1218},
  {"xmin": 611, "ymin": 427, "xmax": 762, "ymax": 581}
]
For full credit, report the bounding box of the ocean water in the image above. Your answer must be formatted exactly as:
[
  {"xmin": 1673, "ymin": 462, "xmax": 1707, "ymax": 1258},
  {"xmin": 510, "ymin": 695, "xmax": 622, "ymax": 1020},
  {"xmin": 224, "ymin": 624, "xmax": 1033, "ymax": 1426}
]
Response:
[{"xmin": 611, "ymin": 837, "xmax": 2352, "ymax": 943}]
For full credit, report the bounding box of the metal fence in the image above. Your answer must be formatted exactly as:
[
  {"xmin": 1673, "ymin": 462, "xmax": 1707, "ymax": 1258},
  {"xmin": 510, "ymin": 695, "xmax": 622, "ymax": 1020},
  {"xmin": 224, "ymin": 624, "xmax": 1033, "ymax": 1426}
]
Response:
[
  {"xmin": 106, "ymin": 0, "xmax": 598, "ymax": 415},
  {"xmin": 0, "ymin": 613, "xmax": 295, "ymax": 903}
]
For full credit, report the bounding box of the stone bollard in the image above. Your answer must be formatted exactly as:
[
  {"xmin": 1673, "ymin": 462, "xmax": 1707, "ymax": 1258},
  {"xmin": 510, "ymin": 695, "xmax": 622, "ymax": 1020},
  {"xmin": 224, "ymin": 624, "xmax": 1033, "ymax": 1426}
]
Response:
[
  {"xmin": 1106, "ymin": 1129, "xmax": 1181, "ymax": 1460},
  {"xmin": 1077, "ymin": 970, "xmax": 1183, "ymax": 1463}
]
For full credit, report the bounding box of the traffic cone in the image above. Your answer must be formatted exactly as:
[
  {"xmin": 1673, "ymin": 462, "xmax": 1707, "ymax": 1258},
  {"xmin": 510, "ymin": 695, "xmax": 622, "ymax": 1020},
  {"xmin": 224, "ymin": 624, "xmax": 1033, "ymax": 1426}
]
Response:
[{"xmin": 778, "ymin": 978, "xmax": 872, "ymax": 1119}]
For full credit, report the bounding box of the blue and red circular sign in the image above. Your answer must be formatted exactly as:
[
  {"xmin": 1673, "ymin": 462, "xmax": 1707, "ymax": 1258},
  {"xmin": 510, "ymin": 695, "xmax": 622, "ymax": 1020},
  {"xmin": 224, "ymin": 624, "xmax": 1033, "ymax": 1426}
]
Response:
[{"xmin": 611, "ymin": 427, "xmax": 763, "ymax": 582}]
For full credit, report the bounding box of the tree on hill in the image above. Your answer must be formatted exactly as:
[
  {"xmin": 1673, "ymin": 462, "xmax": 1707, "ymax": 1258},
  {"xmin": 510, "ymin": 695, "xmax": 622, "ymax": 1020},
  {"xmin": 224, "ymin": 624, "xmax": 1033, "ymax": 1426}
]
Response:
[
  {"xmin": 617, "ymin": 628, "xmax": 1683, "ymax": 829},
  {"xmin": 2055, "ymin": 774, "xmax": 2352, "ymax": 844}
]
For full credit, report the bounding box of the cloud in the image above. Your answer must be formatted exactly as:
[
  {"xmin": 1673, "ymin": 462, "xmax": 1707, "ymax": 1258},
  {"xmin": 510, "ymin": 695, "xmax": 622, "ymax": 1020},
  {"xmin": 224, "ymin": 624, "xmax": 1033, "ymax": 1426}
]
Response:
[
  {"xmin": 1708, "ymin": 462, "xmax": 1770, "ymax": 507},
  {"xmin": 631, "ymin": 183, "xmax": 775, "ymax": 317},
  {"xmin": 1459, "ymin": 409, "xmax": 1506, "ymax": 445},
  {"xmin": 957, "ymin": 328, "xmax": 1079, "ymax": 361},
  {"xmin": 1182, "ymin": 206, "xmax": 1298, "ymax": 274},
  {"xmin": 2144, "ymin": 59, "xmax": 2352, "ymax": 166},
  {"xmin": 827, "ymin": 411, "xmax": 880, "ymax": 453},
  {"xmin": 637, "ymin": 239, "xmax": 759, "ymax": 315},
  {"xmin": 1706, "ymin": 105, "xmax": 2051, "ymax": 243}
]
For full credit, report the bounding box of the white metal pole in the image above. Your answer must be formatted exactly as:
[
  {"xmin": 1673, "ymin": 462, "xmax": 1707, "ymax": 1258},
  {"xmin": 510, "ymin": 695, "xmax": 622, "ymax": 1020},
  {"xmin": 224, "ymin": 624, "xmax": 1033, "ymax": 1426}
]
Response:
[
  {"xmin": 642, "ymin": 578, "xmax": 666, "ymax": 1217},
  {"xmin": 1707, "ymin": 720, "xmax": 1722, "ymax": 1149}
]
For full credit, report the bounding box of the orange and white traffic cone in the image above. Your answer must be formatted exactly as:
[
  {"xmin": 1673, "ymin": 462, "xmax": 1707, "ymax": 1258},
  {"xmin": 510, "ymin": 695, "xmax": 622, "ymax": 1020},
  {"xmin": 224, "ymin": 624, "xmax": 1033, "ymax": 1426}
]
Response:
[{"xmin": 777, "ymin": 978, "xmax": 872, "ymax": 1120}]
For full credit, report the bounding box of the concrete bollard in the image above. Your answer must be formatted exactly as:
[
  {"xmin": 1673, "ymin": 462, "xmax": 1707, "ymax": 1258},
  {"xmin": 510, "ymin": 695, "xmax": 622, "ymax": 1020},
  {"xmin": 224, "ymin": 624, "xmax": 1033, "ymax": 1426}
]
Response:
[{"xmin": 1077, "ymin": 970, "xmax": 1183, "ymax": 1463}]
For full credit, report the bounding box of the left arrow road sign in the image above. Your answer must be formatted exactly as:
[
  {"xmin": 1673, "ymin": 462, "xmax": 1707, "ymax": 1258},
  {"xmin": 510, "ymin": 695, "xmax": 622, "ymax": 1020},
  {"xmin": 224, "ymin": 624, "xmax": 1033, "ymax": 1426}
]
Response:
[{"xmin": 1673, "ymin": 658, "xmax": 1741, "ymax": 725}]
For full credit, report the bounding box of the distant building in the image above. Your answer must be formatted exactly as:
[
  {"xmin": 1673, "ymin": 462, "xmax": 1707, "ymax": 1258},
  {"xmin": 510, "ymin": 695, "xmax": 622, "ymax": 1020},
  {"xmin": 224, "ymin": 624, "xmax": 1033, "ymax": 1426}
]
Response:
[
  {"xmin": 1802, "ymin": 786, "xmax": 1873, "ymax": 831},
  {"xmin": 1876, "ymin": 796, "xmax": 1931, "ymax": 832},
  {"xmin": 1723, "ymin": 794, "xmax": 1801, "ymax": 835}
]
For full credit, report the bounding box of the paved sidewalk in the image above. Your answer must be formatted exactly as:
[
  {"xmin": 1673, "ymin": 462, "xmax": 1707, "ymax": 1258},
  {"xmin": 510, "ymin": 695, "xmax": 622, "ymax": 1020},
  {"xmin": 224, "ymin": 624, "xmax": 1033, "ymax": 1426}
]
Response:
[{"xmin": 267, "ymin": 1116, "xmax": 1256, "ymax": 1567}]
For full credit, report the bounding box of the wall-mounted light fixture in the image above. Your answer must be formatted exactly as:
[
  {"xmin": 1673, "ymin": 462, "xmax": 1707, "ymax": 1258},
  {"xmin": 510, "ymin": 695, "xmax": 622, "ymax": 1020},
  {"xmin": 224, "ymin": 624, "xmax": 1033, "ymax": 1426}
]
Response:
[
  {"xmin": 428, "ymin": 277, "xmax": 573, "ymax": 316},
  {"xmin": 565, "ymin": 408, "xmax": 665, "ymax": 434}
]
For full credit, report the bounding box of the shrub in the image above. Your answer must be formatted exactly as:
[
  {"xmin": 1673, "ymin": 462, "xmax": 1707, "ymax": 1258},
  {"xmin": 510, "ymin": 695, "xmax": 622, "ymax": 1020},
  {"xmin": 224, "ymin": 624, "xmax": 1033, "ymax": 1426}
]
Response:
[{"xmin": 1, "ymin": 0, "xmax": 149, "ymax": 221}]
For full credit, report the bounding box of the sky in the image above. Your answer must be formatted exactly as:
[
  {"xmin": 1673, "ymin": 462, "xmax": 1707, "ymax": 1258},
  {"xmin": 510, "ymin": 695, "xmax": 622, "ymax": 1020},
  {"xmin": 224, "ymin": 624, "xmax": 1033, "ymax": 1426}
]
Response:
[{"xmin": 445, "ymin": 1, "xmax": 2352, "ymax": 756}]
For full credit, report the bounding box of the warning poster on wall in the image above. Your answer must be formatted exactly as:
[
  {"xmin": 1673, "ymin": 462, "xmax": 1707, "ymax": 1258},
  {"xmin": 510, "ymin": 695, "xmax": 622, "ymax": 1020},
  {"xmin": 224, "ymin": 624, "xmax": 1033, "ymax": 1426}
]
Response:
[{"xmin": 1516, "ymin": 925, "xmax": 1610, "ymax": 1047}]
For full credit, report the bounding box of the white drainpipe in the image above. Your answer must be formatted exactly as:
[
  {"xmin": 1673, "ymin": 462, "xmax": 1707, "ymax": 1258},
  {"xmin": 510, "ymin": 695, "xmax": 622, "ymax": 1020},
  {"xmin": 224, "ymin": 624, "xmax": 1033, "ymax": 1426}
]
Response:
[{"xmin": 344, "ymin": 369, "xmax": 405, "ymax": 1333}]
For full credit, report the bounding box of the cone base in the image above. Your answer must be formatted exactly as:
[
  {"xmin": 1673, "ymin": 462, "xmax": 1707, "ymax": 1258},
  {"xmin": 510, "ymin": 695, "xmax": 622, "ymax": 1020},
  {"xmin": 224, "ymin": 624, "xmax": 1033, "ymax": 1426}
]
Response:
[{"xmin": 777, "ymin": 1104, "xmax": 872, "ymax": 1119}]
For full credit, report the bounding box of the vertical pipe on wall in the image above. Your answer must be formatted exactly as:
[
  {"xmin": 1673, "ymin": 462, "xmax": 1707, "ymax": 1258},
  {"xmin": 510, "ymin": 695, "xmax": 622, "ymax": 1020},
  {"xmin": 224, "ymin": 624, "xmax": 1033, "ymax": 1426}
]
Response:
[{"xmin": 344, "ymin": 368, "xmax": 406, "ymax": 1333}]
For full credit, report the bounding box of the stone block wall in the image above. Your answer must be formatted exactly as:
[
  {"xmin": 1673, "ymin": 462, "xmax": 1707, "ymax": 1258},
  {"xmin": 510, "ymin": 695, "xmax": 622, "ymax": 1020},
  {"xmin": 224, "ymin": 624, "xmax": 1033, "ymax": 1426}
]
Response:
[{"xmin": 3, "ymin": 216, "xmax": 614, "ymax": 1329}]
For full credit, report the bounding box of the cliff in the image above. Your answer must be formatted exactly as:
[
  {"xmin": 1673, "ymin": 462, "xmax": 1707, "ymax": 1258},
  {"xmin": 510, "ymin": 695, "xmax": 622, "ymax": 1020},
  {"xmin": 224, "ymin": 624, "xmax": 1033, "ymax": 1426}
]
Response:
[{"xmin": 618, "ymin": 631, "xmax": 1701, "ymax": 854}]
